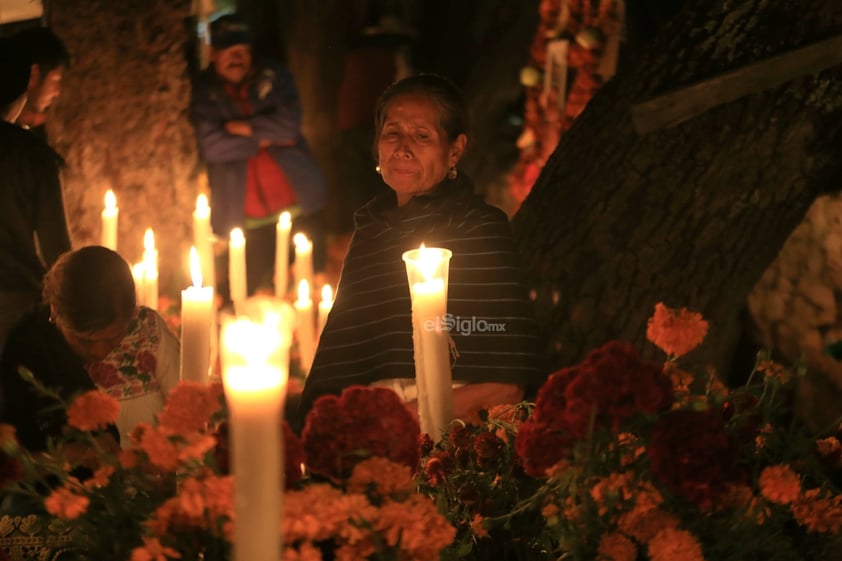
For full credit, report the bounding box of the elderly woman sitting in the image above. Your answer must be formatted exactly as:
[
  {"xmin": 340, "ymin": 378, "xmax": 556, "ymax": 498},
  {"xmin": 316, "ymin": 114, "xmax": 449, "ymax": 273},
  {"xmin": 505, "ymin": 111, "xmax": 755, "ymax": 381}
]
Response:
[
  {"xmin": 299, "ymin": 74, "xmax": 546, "ymax": 424},
  {"xmin": 0, "ymin": 246, "xmax": 179, "ymax": 449}
]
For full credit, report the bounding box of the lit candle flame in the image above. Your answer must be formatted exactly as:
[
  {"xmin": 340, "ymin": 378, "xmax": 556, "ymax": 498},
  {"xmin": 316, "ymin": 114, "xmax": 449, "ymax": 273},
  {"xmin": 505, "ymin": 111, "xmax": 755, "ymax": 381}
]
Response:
[
  {"xmin": 189, "ymin": 246, "xmax": 202, "ymax": 288},
  {"xmin": 196, "ymin": 193, "xmax": 209, "ymax": 214},
  {"xmin": 230, "ymin": 227, "xmax": 245, "ymax": 245},
  {"xmin": 143, "ymin": 228, "xmax": 155, "ymax": 252},
  {"xmin": 293, "ymin": 232, "xmax": 310, "ymax": 248},
  {"xmin": 279, "ymin": 211, "xmax": 292, "ymax": 229},
  {"xmin": 321, "ymin": 284, "xmax": 333, "ymax": 305},
  {"xmin": 416, "ymin": 243, "xmax": 441, "ymax": 282},
  {"xmin": 297, "ymin": 279, "xmax": 310, "ymax": 304},
  {"xmin": 104, "ymin": 190, "xmax": 117, "ymax": 211}
]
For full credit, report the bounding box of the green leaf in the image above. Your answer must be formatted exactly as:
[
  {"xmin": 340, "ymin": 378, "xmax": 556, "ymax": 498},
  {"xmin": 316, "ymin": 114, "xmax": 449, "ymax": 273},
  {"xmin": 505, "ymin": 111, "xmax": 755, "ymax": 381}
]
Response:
[{"xmin": 824, "ymin": 340, "xmax": 842, "ymax": 361}]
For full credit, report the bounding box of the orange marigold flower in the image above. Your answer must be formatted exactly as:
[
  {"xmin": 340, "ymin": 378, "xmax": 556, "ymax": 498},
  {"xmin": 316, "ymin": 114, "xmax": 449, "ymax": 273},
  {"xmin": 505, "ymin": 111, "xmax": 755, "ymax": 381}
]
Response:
[
  {"xmin": 816, "ymin": 437, "xmax": 841, "ymax": 458},
  {"xmin": 119, "ymin": 449, "xmax": 140, "ymax": 469},
  {"xmin": 157, "ymin": 382, "xmax": 220, "ymax": 435},
  {"xmin": 618, "ymin": 508, "xmax": 679, "ymax": 543},
  {"xmin": 84, "ymin": 465, "xmax": 115, "ymax": 489},
  {"xmin": 347, "ymin": 457, "xmax": 413, "ymax": 499},
  {"xmin": 756, "ymin": 359, "xmax": 791, "ymax": 384},
  {"xmin": 334, "ymin": 542, "xmax": 376, "ymax": 561},
  {"xmin": 375, "ymin": 495, "xmax": 455, "ymax": 561},
  {"xmin": 791, "ymin": 489, "xmax": 842, "ymax": 533},
  {"xmin": 177, "ymin": 433, "xmax": 217, "ymax": 464},
  {"xmin": 139, "ymin": 427, "xmax": 180, "ymax": 471},
  {"xmin": 44, "ymin": 486, "xmax": 89, "ymax": 520},
  {"xmin": 646, "ymin": 302, "xmax": 708, "ymax": 358},
  {"xmin": 648, "ymin": 528, "xmax": 704, "ymax": 561},
  {"xmin": 471, "ymin": 513, "xmax": 489, "ymax": 538},
  {"xmin": 66, "ymin": 390, "xmax": 120, "ymax": 431},
  {"xmin": 130, "ymin": 537, "xmax": 182, "ymax": 561},
  {"xmin": 591, "ymin": 472, "xmax": 634, "ymax": 515},
  {"xmin": 598, "ymin": 532, "xmax": 637, "ymax": 561},
  {"xmin": 284, "ymin": 543, "xmax": 323, "ymax": 561},
  {"xmin": 541, "ymin": 503, "xmax": 560, "ymax": 518},
  {"xmin": 759, "ymin": 465, "xmax": 801, "ymax": 505}
]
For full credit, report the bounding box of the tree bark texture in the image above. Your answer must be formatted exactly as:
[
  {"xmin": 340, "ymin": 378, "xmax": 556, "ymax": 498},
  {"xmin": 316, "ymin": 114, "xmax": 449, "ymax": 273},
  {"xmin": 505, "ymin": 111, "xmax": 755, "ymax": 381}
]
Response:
[
  {"xmin": 47, "ymin": 0, "xmax": 199, "ymax": 296},
  {"xmin": 512, "ymin": 0, "xmax": 842, "ymax": 374}
]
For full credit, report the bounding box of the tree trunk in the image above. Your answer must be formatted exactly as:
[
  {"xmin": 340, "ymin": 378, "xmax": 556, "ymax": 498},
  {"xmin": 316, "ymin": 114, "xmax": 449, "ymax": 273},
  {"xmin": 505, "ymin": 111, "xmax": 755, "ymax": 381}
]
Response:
[{"xmin": 512, "ymin": 0, "xmax": 842, "ymax": 374}]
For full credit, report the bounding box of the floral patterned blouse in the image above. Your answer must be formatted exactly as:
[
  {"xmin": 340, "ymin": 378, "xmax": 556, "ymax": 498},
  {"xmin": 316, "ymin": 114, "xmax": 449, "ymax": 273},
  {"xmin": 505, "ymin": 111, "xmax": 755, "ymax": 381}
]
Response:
[{"xmin": 84, "ymin": 307, "xmax": 180, "ymax": 446}]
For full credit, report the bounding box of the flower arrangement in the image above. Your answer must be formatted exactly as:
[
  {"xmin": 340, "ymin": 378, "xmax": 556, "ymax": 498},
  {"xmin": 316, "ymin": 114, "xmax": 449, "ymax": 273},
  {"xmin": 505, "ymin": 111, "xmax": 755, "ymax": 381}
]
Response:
[
  {"xmin": 418, "ymin": 303, "xmax": 842, "ymax": 561},
  {"xmin": 0, "ymin": 379, "xmax": 453, "ymax": 561},
  {"xmin": 3, "ymin": 302, "xmax": 842, "ymax": 561}
]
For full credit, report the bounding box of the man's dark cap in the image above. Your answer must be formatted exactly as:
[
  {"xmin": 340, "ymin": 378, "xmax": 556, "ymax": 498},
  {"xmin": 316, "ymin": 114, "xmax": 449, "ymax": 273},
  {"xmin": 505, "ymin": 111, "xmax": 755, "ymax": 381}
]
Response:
[
  {"xmin": 210, "ymin": 14, "xmax": 253, "ymax": 49},
  {"xmin": 0, "ymin": 37, "xmax": 31, "ymax": 107}
]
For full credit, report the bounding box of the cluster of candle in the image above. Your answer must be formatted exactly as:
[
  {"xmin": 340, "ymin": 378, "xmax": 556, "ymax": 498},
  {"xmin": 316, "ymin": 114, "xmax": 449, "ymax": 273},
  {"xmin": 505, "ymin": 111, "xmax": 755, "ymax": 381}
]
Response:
[
  {"xmin": 101, "ymin": 190, "xmax": 458, "ymax": 555},
  {"xmin": 102, "ymin": 193, "xmax": 334, "ymax": 380}
]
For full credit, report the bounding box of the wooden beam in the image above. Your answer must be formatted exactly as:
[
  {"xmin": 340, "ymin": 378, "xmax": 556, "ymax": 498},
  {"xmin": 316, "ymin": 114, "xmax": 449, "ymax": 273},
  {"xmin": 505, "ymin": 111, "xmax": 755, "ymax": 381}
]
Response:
[{"xmin": 632, "ymin": 34, "xmax": 842, "ymax": 134}]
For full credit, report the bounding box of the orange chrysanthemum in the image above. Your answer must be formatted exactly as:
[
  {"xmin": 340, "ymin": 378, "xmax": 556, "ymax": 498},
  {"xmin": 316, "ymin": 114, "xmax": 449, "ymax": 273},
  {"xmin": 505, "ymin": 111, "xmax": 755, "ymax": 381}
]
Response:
[
  {"xmin": 647, "ymin": 528, "xmax": 704, "ymax": 561},
  {"xmin": 66, "ymin": 390, "xmax": 120, "ymax": 431},
  {"xmin": 45, "ymin": 485, "xmax": 90, "ymax": 520},
  {"xmin": 618, "ymin": 507, "xmax": 679, "ymax": 543},
  {"xmin": 283, "ymin": 543, "xmax": 323, "ymax": 561},
  {"xmin": 157, "ymin": 382, "xmax": 221, "ymax": 435},
  {"xmin": 471, "ymin": 513, "xmax": 489, "ymax": 538},
  {"xmin": 791, "ymin": 489, "xmax": 842, "ymax": 533},
  {"xmin": 646, "ymin": 303, "xmax": 709, "ymax": 358},
  {"xmin": 598, "ymin": 532, "xmax": 637, "ymax": 561},
  {"xmin": 130, "ymin": 536, "xmax": 182, "ymax": 561},
  {"xmin": 84, "ymin": 465, "xmax": 115, "ymax": 489},
  {"xmin": 816, "ymin": 437, "xmax": 841, "ymax": 458},
  {"xmin": 759, "ymin": 465, "xmax": 801, "ymax": 505},
  {"xmin": 347, "ymin": 457, "xmax": 413, "ymax": 499},
  {"xmin": 375, "ymin": 495, "xmax": 456, "ymax": 561},
  {"xmin": 756, "ymin": 359, "xmax": 792, "ymax": 384},
  {"xmin": 139, "ymin": 427, "xmax": 180, "ymax": 471}
]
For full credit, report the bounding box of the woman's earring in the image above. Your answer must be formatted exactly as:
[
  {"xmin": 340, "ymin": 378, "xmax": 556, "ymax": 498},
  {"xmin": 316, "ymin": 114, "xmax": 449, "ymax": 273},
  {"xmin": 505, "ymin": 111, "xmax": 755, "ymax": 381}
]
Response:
[
  {"xmin": 448, "ymin": 166, "xmax": 458, "ymax": 180},
  {"xmin": 375, "ymin": 164, "xmax": 381, "ymax": 174}
]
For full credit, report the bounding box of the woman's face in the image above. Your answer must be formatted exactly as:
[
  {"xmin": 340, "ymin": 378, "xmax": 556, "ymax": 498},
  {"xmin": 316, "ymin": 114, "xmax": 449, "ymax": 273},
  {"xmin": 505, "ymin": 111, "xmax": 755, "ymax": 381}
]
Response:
[
  {"xmin": 377, "ymin": 93, "xmax": 466, "ymax": 206},
  {"xmin": 55, "ymin": 315, "xmax": 130, "ymax": 364}
]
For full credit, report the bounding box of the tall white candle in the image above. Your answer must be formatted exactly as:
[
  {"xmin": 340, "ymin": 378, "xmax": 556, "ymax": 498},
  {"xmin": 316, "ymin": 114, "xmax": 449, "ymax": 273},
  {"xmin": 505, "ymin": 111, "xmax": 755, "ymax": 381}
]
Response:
[
  {"xmin": 193, "ymin": 194, "xmax": 215, "ymax": 290},
  {"xmin": 317, "ymin": 283, "xmax": 333, "ymax": 340},
  {"xmin": 402, "ymin": 245, "xmax": 454, "ymax": 440},
  {"xmin": 132, "ymin": 262, "xmax": 146, "ymax": 307},
  {"xmin": 294, "ymin": 279, "xmax": 316, "ymax": 375},
  {"xmin": 142, "ymin": 228, "xmax": 158, "ymax": 311},
  {"xmin": 293, "ymin": 233, "xmax": 313, "ymax": 298},
  {"xmin": 275, "ymin": 211, "xmax": 292, "ymax": 299},
  {"xmin": 180, "ymin": 247, "xmax": 214, "ymax": 384},
  {"xmin": 221, "ymin": 317, "xmax": 289, "ymax": 561},
  {"xmin": 229, "ymin": 228, "xmax": 247, "ymax": 309},
  {"xmin": 101, "ymin": 190, "xmax": 118, "ymax": 251}
]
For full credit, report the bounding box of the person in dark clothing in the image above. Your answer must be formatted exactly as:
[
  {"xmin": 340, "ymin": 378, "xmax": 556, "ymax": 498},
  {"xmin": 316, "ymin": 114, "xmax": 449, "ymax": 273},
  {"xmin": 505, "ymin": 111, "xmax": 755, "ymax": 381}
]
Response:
[
  {"xmin": 12, "ymin": 26, "xmax": 70, "ymax": 140},
  {"xmin": 0, "ymin": 37, "xmax": 71, "ymax": 350},
  {"xmin": 191, "ymin": 13, "xmax": 327, "ymax": 297},
  {"xmin": 299, "ymin": 74, "xmax": 546, "ymax": 425}
]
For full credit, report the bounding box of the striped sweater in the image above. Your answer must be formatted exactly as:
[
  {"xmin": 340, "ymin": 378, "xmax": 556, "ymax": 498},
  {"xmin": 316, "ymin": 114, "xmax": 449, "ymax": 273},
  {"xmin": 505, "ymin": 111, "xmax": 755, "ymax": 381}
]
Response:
[{"xmin": 298, "ymin": 176, "xmax": 547, "ymax": 418}]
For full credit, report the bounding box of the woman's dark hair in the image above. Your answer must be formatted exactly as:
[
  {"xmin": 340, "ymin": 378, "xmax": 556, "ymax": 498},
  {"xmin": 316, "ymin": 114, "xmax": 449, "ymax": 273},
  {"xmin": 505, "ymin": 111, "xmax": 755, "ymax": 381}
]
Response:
[
  {"xmin": 373, "ymin": 73, "xmax": 469, "ymax": 150},
  {"xmin": 43, "ymin": 246, "xmax": 136, "ymax": 332}
]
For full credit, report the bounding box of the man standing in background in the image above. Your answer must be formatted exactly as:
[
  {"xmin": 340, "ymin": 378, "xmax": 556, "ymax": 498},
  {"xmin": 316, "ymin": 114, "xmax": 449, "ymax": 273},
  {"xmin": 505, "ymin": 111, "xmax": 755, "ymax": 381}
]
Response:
[
  {"xmin": 191, "ymin": 13, "xmax": 327, "ymax": 299},
  {"xmin": 12, "ymin": 26, "xmax": 70, "ymax": 139}
]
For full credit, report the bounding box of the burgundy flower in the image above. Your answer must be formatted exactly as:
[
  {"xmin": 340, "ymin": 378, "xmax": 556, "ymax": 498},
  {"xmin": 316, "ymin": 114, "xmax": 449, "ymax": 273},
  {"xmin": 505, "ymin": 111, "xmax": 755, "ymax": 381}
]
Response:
[
  {"xmin": 515, "ymin": 419, "xmax": 575, "ymax": 478},
  {"xmin": 563, "ymin": 341, "xmax": 672, "ymax": 437},
  {"xmin": 648, "ymin": 409, "xmax": 744, "ymax": 510},
  {"xmin": 283, "ymin": 421, "xmax": 305, "ymax": 489},
  {"xmin": 533, "ymin": 366, "xmax": 579, "ymax": 423},
  {"xmin": 302, "ymin": 386, "xmax": 420, "ymax": 481},
  {"xmin": 136, "ymin": 350, "xmax": 157, "ymax": 375},
  {"xmin": 473, "ymin": 431, "xmax": 505, "ymax": 463},
  {"xmin": 87, "ymin": 362, "xmax": 122, "ymax": 389}
]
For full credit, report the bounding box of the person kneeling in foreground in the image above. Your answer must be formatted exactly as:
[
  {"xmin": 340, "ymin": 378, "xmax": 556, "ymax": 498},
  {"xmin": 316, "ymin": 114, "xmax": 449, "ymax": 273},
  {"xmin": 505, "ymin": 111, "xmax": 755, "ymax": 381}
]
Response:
[
  {"xmin": 298, "ymin": 74, "xmax": 546, "ymax": 427},
  {"xmin": 0, "ymin": 246, "xmax": 180, "ymax": 449}
]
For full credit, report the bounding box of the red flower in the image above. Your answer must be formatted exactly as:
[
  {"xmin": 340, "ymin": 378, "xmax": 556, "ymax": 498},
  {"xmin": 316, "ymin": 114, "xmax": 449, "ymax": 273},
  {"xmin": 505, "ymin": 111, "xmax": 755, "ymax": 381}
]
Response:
[
  {"xmin": 648, "ymin": 409, "xmax": 743, "ymax": 510},
  {"xmin": 533, "ymin": 366, "xmax": 579, "ymax": 423},
  {"xmin": 564, "ymin": 342, "xmax": 672, "ymax": 437},
  {"xmin": 473, "ymin": 431, "xmax": 505, "ymax": 464},
  {"xmin": 515, "ymin": 419, "xmax": 575, "ymax": 477},
  {"xmin": 214, "ymin": 420, "xmax": 304, "ymax": 490},
  {"xmin": 283, "ymin": 421, "xmax": 305, "ymax": 489},
  {"xmin": 302, "ymin": 386, "xmax": 420, "ymax": 481},
  {"xmin": 136, "ymin": 350, "xmax": 157, "ymax": 375},
  {"xmin": 87, "ymin": 362, "xmax": 121, "ymax": 389}
]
